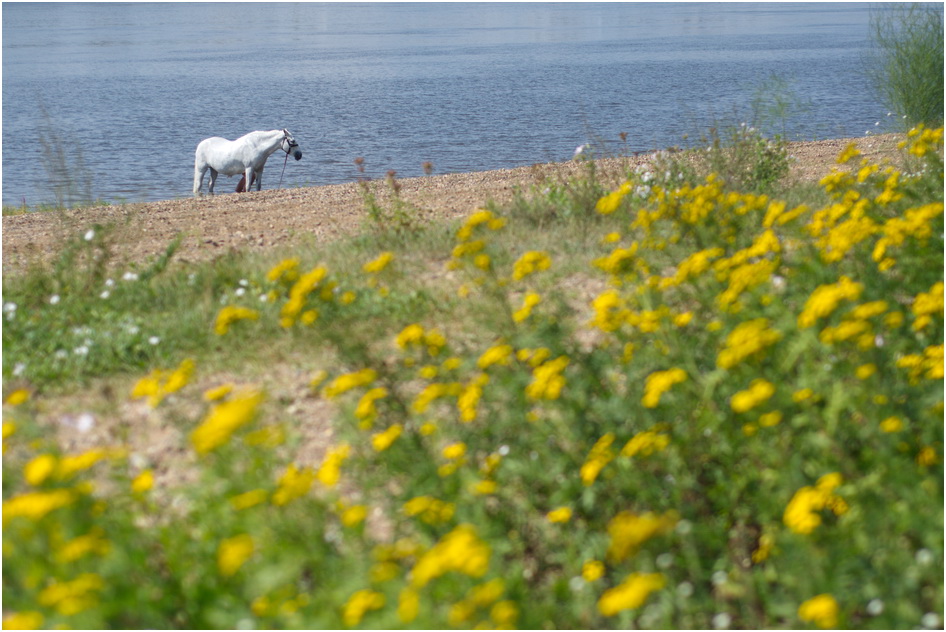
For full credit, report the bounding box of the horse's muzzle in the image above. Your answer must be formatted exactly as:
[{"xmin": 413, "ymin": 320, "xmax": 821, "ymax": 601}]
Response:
[{"xmin": 293, "ymin": 150, "xmax": 302, "ymax": 161}]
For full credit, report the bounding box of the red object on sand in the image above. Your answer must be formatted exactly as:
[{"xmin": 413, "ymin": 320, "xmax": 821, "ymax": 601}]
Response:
[{"xmin": 236, "ymin": 173, "xmax": 257, "ymax": 193}]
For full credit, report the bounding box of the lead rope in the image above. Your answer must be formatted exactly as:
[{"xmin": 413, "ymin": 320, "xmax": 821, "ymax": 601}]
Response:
[{"xmin": 278, "ymin": 150, "xmax": 290, "ymax": 188}]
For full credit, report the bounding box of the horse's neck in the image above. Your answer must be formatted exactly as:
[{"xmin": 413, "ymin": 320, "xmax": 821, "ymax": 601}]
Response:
[{"xmin": 251, "ymin": 130, "xmax": 284, "ymax": 155}]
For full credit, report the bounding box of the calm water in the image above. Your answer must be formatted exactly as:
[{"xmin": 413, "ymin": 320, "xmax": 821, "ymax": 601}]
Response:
[{"xmin": 3, "ymin": 2, "xmax": 890, "ymax": 207}]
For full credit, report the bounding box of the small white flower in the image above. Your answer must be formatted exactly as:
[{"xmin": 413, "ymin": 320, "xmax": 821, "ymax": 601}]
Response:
[
  {"xmin": 573, "ymin": 144, "xmax": 587, "ymax": 158},
  {"xmin": 239, "ymin": 279, "xmax": 249, "ymax": 287},
  {"xmin": 568, "ymin": 576, "xmax": 585, "ymax": 592},
  {"xmin": 675, "ymin": 519, "xmax": 692, "ymax": 535},
  {"xmin": 74, "ymin": 345, "xmax": 89, "ymax": 356},
  {"xmin": 55, "ymin": 349, "xmax": 68, "ymax": 359},
  {"xmin": 915, "ymin": 548, "xmax": 933, "ymax": 565},
  {"xmin": 105, "ymin": 278, "xmax": 115, "ymax": 288},
  {"xmin": 148, "ymin": 336, "xmax": 160, "ymax": 345},
  {"xmin": 711, "ymin": 570, "xmax": 728, "ymax": 586},
  {"xmin": 13, "ymin": 363, "xmax": 26, "ymax": 377},
  {"xmin": 234, "ymin": 287, "xmax": 246, "ymax": 297},
  {"xmin": 259, "ymin": 294, "xmax": 269, "ymax": 303},
  {"xmin": 866, "ymin": 599, "xmax": 884, "ymax": 616},
  {"xmin": 127, "ymin": 325, "xmax": 140, "ymax": 335},
  {"xmin": 75, "ymin": 413, "xmax": 95, "ymax": 433},
  {"xmin": 712, "ymin": 612, "xmax": 732, "ymax": 630},
  {"xmin": 3, "ymin": 302, "xmax": 16, "ymax": 313},
  {"xmin": 49, "ymin": 295, "xmax": 61, "ymax": 305},
  {"xmin": 922, "ymin": 613, "xmax": 940, "ymax": 629},
  {"xmin": 84, "ymin": 229, "xmax": 95, "ymax": 241},
  {"xmin": 100, "ymin": 290, "xmax": 110, "ymax": 300},
  {"xmin": 498, "ymin": 444, "xmax": 510, "ymax": 456},
  {"xmin": 656, "ymin": 552, "xmax": 674, "ymax": 569},
  {"xmin": 677, "ymin": 581, "xmax": 694, "ymax": 597},
  {"xmin": 122, "ymin": 272, "xmax": 139, "ymax": 282}
]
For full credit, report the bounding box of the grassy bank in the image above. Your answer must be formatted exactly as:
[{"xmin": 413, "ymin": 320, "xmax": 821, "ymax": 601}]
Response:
[{"xmin": 2, "ymin": 126, "xmax": 943, "ymax": 629}]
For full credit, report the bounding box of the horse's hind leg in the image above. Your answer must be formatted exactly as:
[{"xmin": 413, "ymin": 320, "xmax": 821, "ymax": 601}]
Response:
[
  {"xmin": 208, "ymin": 168, "xmax": 218, "ymax": 195},
  {"xmin": 193, "ymin": 165, "xmax": 206, "ymax": 197}
]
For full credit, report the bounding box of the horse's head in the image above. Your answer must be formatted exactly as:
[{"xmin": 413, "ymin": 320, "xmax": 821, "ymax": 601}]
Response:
[{"xmin": 281, "ymin": 129, "xmax": 302, "ymax": 161}]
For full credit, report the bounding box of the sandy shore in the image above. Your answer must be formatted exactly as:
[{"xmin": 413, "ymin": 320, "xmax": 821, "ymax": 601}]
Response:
[{"xmin": 2, "ymin": 134, "xmax": 904, "ymax": 273}]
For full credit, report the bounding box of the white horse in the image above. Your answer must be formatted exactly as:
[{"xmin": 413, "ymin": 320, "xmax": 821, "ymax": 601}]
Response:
[{"xmin": 193, "ymin": 129, "xmax": 302, "ymax": 196}]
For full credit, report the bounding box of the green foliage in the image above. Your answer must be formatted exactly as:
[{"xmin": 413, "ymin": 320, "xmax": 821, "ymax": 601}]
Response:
[
  {"xmin": 2, "ymin": 128, "xmax": 943, "ymax": 629},
  {"xmin": 868, "ymin": 3, "xmax": 945, "ymax": 128}
]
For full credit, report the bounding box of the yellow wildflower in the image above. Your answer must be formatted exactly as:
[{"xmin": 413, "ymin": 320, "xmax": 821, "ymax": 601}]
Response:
[
  {"xmin": 512, "ymin": 250, "xmax": 552, "ymax": 280},
  {"xmin": 342, "ymin": 589, "xmax": 385, "ymax": 627},
  {"xmin": 478, "ymin": 344, "xmax": 513, "ymax": 369},
  {"xmin": 546, "ymin": 507, "xmax": 573, "ymax": 523},
  {"xmin": 597, "ymin": 572, "xmax": 666, "ymax": 616},
  {"xmin": 917, "ymin": 446, "xmax": 938, "ymax": 466},
  {"xmin": 214, "ymin": 305, "xmax": 259, "ymax": 335},
  {"xmin": 203, "ymin": 383, "xmax": 233, "ymax": 401},
  {"xmin": 606, "ymin": 510, "xmax": 678, "ymax": 561},
  {"xmin": 316, "ymin": 443, "xmax": 351, "ymax": 487},
  {"xmin": 340, "ymin": 504, "xmax": 368, "ymax": 527},
  {"xmin": 3, "ymin": 489, "xmax": 76, "ymax": 524},
  {"xmin": 596, "ymin": 181, "xmax": 633, "ymax": 214},
  {"xmin": 323, "ymin": 368, "xmax": 377, "ymax": 398},
  {"xmin": 526, "ymin": 355, "xmax": 569, "ymax": 400},
  {"xmin": 56, "ymin": 528, "xmax": 110, "ymax": 564},
  {"xmin": 356, "ymin": 386, "xmax": 388, "ymax": 422},
  {"xmin": 641, "ymin": 367, "xmax": 686, "ymax": 408},
  {"xmin": 272, "ymin": 464, "xmax": 316, "ymax": 505},
  {"xmin": 372, "ymin": 424, "xmax": 403, "ymax": 452},
  {"xmin": 398, "ymin": 588, "xmax": 420, "ymax": 624},
  {"xmin": 24, "ymin": 454, "xmax": 57, "ymax": 486},
  {"xmin": 731, "ymin": 379, "xmax": 776, "ymax": 413},
  {"xmin": 783, "ymin": 473, "xmax": 847, "ymax": 534},
  {"xmin": 798, "ymin": 594, "xmax": 840, "ymax": 629},
  {"xmin": 2, "ymin": 612, "xmax": 44, "ymax": 630},
  {"xmin": 580, "ymin": 433, "xmax": 615, "ymax": 486},
  {"xmin": 38, "ymin": 573, "xmax": 104, "ymax": 616},
  {"xmin": 410, "ymin": 524, "xmax": 491, "ymax": 588},
  {"xmin": 190, "ymin": 389, "xmax": 263, "ymax": 454},
  {"xmin": 621, "ymin": 428, "xmax": 670, "ymax": 457},
  {"xmin": 912, "ymin": 281, "xmax": 944, "ymax": 331},
  {"xmin": 443, "ymin": 441, "xmax": 467, "ymax": 460},
  {"xmin": 230, "ymin": 489, "xmax": 268, "ymax": 511},
  {"xmin": 4, "ymin": 389, "xmax": 29, "ymax": 406},
  {"xmin": 363, "ymin": 251, "xmax": 394, "ymax": 274},
  {"xmin": 267, "ymin": 257, "xmax": 300, "ymax": 283},
  {"xmin": 513, "ymin": 292, "xmax": 541, "ymax": 322},
  {"xmin": 836, "ymin": 142, "xmax": 861, "ymax": 164},
  {"xmin": 582, "ymin": 560, "xmax": 605, "ymax": 582},
  {"xmin": 217, "ymin": 534, "xmax": 255, "ymax": 577},
  {"xmin": 797, "ymin": 276, "xmax": 863, "ymax": 328},
  {"xmin": 131, "ymin": 469, "xmax": 154, "ymax": 493}
]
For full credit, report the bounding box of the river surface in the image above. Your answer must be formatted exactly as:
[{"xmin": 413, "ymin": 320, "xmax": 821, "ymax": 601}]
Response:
[{"xmin": 3, "ymin": 2, "xmax": 893, "ymax": 207}]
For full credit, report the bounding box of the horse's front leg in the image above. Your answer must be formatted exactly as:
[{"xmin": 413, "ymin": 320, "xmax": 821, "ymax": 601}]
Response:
[
  {"xmin": 254, "ymin": 167, "xmax": 263, "ymax": 191},
  {"xmin": 208, "ymin": 168, "xmax": 218, "ymax": 195}
]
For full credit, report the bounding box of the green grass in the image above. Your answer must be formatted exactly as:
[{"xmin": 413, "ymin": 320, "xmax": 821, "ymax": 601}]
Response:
[{"xmin": 2, "ymin": 126, "xmax": 943, "ymax": 630}]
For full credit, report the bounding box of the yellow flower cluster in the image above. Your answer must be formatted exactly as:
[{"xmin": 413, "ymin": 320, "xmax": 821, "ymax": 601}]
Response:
[
  {"xmin": 621, "ymin": 427, "xmax": 670, "ymax": 457},
  {"xmin": 131, "ymin": 358, "xmax": 195, "ymax": 408},
  {"xmin": 797, "ymin": 276, "xmax": 863, "ymax": 328},
  {"xmin": 597, "ymin": 572, "xmax": 666, "ymax": 617},
  {"xmin": 38, "ymin": 573, "xmax": 104, "ymax": 616},
  {"xmin": 797, "ymin": 593, "xmax": 840, "ymax": 629},
  {"xmin": 872, "ymin": 202, "xmax": 943, "ymax": 269},
  {"xmin": 403, "ymin": 496, "xmax": 456, "ymax": 525},
  {"xmin": 272, "ymin": 464, "xmax": 316, "ymax": 506},
  {"xmin": 716, "ymin": 318, "xmax": 781, "ymax": 369},
  {"xmin": 409, "ymin": 524, "xmax": 491, "ymax": 588},
  {"xmin": 525, "ymin": 355, "xmax": 569, "ymax": 400},
  {"xmin": 911, "ymin": 281, "xmax": 944, "ymax": 332},
  {"xmin": 447, "ymin": 578, "xmax": 515, "ymax": 628},
  {"xmin": 190, "ymin": 388, "xmax": 264, "ymax": 455},
  {"xmin": 316, "ymin": 443, "xmax": 351, "ymax": 488},
  {"xmin": 217, "ymin": 534, "xmax": 255, "ymax": 577},
  {"xmin": 731, "ymin": 378, "xmax": 776, "ymax": 413},
  {"xmin": 512, "ymin": 292, "xmax": 541, "ymax": 322},
  {"xmin": 278, "ymin": 265, "xmax": 329, "ymax": 328},
  {"xmin": 511, "ymin": 250, "xmax": 551, "ymax": 281},
  {"xmin": 371, "ymin": 423, "xmax": 402, "ymax": 452},
  {"xmin": 642, "ymin": 367, "xmax": 687, "ymax": 408},
  {"xmin": 900, "ymin": 123, "xmax": 943, "ymax": 157},
  {"xmin": 783, "ymin": 472, "xmax": 848, "ymax": 535},
  {"xmin": 395, "ymin": 323, "xmax": 447, "ymax": 356},
  {"xmin": 580, "ymin": 433, "xmax": 616, "ymax": 486},
  {"xmin": 323, "ymin": 368, "xmax": 377, "ymax": 398},
  {"xmin": 606, "ymin": 510, "xmax": 678, "ymax": 562},
  {"xmin": 214, "ymin": 305, "xmax": 259, "ymax": 335},
  {"xmin": 595, "ymin": 181, "xmax": 633, "ymax": 215},
  {"xmin": 362, "ymin": 251, "xmax": 394, "ymax": 274},
  {"xmin": 896, "ymin": 344, "xmax": 944, "ymax": 384},
  {"xmin": 266, "ymin": 257, "xmax": 300, "ymax": 283},
  {"xmin": 342, "ymin": 589, "xmax": 385, "ymax": 627}
]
